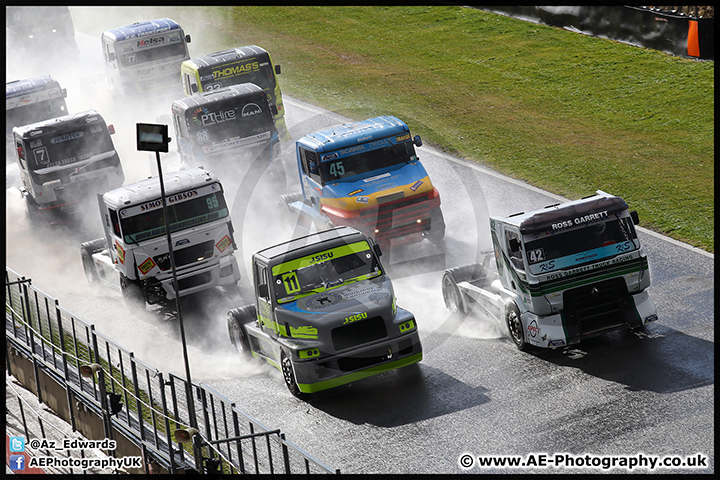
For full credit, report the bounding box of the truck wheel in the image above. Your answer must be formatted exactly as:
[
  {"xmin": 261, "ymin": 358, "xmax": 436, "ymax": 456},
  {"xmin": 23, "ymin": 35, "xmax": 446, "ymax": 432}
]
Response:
[
  {"xmin": 80, "ymin": 238, "xmax": 106, "ymax": 284},
  {"xmin": 505, "ymin": 302, "xmax": 528, "ymax": 351},
  {"xmin": 281, "ymin": 351, "xmax": 303, "ymax": 398},
  {"xmin": 227, "ymin": 306, "xmax": 255, "ymax": 356},
  {"xmin": 442, "ymin": 271, "xmax": 467, "ymax": 314},
  {"xmin": 426, "ymin": 208, "xmax": 446, "ymax": 245},
  {"xmin": 120, "ymin": 276, "xmax": 146, "ymax": 316}
]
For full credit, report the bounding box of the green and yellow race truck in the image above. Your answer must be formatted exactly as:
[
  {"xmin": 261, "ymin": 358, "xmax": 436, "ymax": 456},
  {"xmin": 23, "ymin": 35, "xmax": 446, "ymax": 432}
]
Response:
[{"xmin": 228, "ymin": 226, "xmax": 422, "ymax": 396}]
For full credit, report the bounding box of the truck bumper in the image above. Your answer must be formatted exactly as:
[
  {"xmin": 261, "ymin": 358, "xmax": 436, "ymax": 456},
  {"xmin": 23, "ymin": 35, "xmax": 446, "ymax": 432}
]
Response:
[
  {"xmin": 521, "ymin": 290, "xmax": 658, "ymax": 349},
  {"xmin": 291, "ymin": 331, "xmax": 423, "ymax": 394},
  {"xmin": 158, "ymin": 254, "xmax": 241, "ymax": 300}
]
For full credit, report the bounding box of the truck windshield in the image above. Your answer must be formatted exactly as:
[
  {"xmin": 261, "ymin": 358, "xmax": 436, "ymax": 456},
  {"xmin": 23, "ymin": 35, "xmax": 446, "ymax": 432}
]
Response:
[
  {"xmin": 24, "ymin": 123, "xmax": 114, "ymax": 171},
  {"xmin": 187, "ymin": 104, "xmax": 274, "ymax": 153},
  {"xmin": 319, "ymin": 141, "xmax": 416, "ymax": 183},
  {"xmin": 119, "ymin": 189, "xmax": 229, "ymax": 244},
  {"xmin": 208, "ymin": 60, "xmax": 276, "ymax": 91},
  {"xmin": 120, "ymin": 40, "xmax": 187, "ymax": 66},
  {"xmin": 6, "ymin": 99, "xmax": 66, "ymax": 135},
  {"xmin": 524, "ymin": 216, "xmax": 638, "ymax": 275},
  {"xmin": 274, "ymin": 241, "xmax": 381, "ymax": 303}
]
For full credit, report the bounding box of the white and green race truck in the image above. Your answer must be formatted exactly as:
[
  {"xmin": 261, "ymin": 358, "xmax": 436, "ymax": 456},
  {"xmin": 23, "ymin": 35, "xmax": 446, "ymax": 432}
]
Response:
[
  {"xmin": 228, "ymin": 226, "xmax": 422, "ymax": 396},
  {"xmin": 80, "ymin": 167, "xmax": 241, "ymax": 314},
  {"xmin": 442, "ymin": 191, "xmax": 658, "ymax": 350}
]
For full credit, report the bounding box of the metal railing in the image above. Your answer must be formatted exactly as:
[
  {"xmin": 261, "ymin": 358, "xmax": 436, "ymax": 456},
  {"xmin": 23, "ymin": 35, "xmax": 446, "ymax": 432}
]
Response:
[{"xmin": 5, "ymin": 267, "xmax": 340, "ymax": 475}]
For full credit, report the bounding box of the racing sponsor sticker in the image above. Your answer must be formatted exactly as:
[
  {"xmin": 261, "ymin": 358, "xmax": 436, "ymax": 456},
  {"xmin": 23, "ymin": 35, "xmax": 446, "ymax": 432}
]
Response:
[
  {"xmin": 347, "ymin": 189, "xmax": 364, "ymax": 196},
  {"xmin": 215, "ymin": 235, "xmax": 231, "ymax": 253},
  {"xmin": 115, "ymin": 241, "xmax": 125, "ymax": 265},
  {"xmin": 527, "ymin": 320, "xmax": 539, "ymax": 338},
  {"xmin": 395, "ymin": 133, "xmax": 411, "ymax": 142},
  {"xmin": 138, "ymin": 257, "xmax": 156, "ymax": 275},
  {"xmin": 410, "ymin": 180, "xmax": 423, "ymax": 191}
]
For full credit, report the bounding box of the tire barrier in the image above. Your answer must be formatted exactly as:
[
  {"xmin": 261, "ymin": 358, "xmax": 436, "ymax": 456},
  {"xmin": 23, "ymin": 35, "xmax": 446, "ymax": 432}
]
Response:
[
  {"xmin": 5, "ymin": 267, "xmax": 339, "ymax": 475},
  {"xmin": 479, "ymin": 5, "xmax": 714, "ymax": 60}
]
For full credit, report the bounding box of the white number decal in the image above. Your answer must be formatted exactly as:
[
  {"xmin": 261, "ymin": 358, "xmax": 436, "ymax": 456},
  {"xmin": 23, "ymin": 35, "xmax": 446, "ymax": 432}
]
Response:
[{"xmin": 329, "ymin": 161, "xmax": 345, "ymax": 177}]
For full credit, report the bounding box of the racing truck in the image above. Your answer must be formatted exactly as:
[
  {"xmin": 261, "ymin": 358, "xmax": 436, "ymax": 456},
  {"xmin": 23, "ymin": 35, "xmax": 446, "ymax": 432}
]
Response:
[
  {"xmin": 180, "ymin": 45, "xmax": 288, "ymax": 141},
  {"xmin": 171, "ymin": 83, "xmax": 282, "ymax": 181},
  {"xmin": 80, "ymin": 167, "xmax": 241, "ymax": 315},
  {"xmin": 227, "ymin": 226, "xmax": 422, "ymax": 397},
  {"xmin": 441, "ymin": 190, "xmax": 658, "ymax": 351},
  {"xmin": 281, "ymin": 115, "xmax": 445, "ymax": 248},
  {"xmin": 100, "ymin": 18, "xmax": 191, "ymax": 99},
  {"xmin": 12, "ymin": 109, "xmax": 124, "ymax": 224},
  {"xmin": 6, "ymin": 75, "xmax": 68, "ymax": 160}
]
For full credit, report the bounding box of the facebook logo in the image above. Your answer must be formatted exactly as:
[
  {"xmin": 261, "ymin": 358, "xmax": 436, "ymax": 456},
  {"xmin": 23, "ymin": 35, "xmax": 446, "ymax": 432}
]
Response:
[
  {"xmin": 10, "ymin": 454, "xmax": 25, "ymax": 471},
  {"xmin": 10, "ymin": 436, "xmax": 26, "ymax": 452}
]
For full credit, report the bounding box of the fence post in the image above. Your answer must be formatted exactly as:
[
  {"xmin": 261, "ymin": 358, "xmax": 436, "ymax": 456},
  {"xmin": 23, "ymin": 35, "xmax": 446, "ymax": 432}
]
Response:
[
  {"xmin": 158, "ymin": 372, "xmax": 178, "ymax": 474},
  {"xmin": 280, "ymin": 432, "xmax": 291, "ymax": 475}
]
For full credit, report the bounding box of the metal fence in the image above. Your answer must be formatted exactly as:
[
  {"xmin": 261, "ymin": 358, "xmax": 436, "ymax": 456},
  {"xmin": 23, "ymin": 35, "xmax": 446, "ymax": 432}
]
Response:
[{"xmin": 5, "ymin": 267, "xmax": 340, "ymax": 475}]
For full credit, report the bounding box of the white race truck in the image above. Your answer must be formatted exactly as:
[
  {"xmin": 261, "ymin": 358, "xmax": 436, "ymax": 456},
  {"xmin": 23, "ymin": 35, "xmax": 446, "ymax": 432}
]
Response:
[
  {"xmin": 441, "ymin": 191, "xmax": 658, "ymax": 350},
  {"xmin": 80, "ymin": 167, "xmax": 241, "ymax": 314}
]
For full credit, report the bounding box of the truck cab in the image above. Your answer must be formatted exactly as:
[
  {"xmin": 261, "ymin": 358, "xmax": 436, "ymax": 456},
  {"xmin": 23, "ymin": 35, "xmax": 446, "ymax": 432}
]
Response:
[
  {"xmin": 13, "ymin": 109, "xmax": 124, "ymax": 223},
  {"xmin": 285, "ymin": 116, "xmax": 445, "ymax": 248},
  {"xmin": 6, "ymin": 76, "xmax": 68, "ymax": 140},
  {"xmin": 228, "ymin": 226, "xmax": 422, "ymax": 396},
  {"xmin": 101, "ymin": 18, "xmax": 191, "ymax": 99},
  {"xmin": 180, "ymin": 45, "xmax": 288, "ymax": 141},
  {"xmin": 442, "ymin": 191, "xmax": 658, "ymax": 350},
  {"xmin": 171, "ymin": 83, "xmax": 282, "ymax": 179},
  {"xmin": 82, "ymin": 167, "xmax": 241, "ymax": 315}
]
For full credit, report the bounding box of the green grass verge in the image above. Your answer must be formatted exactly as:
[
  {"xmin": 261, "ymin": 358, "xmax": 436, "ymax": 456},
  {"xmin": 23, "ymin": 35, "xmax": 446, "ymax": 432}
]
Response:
[{"xmin": 72, "ymin": 6, "xmax": 714, "ymax": 252}]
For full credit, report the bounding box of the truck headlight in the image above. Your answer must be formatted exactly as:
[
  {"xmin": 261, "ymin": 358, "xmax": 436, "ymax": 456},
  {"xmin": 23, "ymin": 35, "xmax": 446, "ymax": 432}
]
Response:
[
  {"xmin": 399, "ymin": 320, "xmax": 416, "ymax": 334},
  {"xmin": 298, "ymin": 348, "xmax": 320, "ymax": 360}
]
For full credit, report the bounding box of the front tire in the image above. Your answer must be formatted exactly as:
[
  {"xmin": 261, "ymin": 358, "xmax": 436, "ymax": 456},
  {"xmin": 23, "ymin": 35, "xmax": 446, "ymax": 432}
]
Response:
[
  {"xmin": 80, "ymin": 238, "xmax": 106, "ymax": 284},
  {"xmin": 281, "ymin": 351, "xmax": 303, "ymax": 398},
  {"xmin": 442, "ymin": 271, "xmax": 467, "ymax": 314},
  {"xmin": 227, "ymin": 306, "xmax": 255, "ymax": 357},
  {"xmin": 426, "ymin": 208, "xmax": 446, "ymax": 246},
  {"xmin": 505, "ymin": 302, "xmax": 528, "ymax": 351}
]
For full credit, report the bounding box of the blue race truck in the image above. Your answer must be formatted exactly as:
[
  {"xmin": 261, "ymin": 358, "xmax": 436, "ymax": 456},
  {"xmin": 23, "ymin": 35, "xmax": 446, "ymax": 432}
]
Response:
[{"xmin": 282, "ymin": 116, "xmax": 445, "ymax": 248}]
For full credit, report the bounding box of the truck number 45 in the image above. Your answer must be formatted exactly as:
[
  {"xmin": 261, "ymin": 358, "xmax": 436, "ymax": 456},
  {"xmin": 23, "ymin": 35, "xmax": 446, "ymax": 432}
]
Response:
[{"xmin": 329, "ymin": 161, "xmax": 345, "ymax": 178}]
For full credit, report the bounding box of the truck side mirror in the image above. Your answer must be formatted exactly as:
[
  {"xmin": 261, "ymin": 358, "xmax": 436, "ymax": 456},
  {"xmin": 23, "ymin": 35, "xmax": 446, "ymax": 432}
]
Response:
[
  {"xmin": 275, "ymin": 65, "xmax": 281, "ymax": 75},
  {"xmin": 185, "ymin": 34, "xmax": 191, "ymax": 43},
  {"xmin": 509, "ymin": 238, "xmax": 520, "ymax": 253},
  {"xmin": 373, "ymin": 243, "xmax": 383, "ymax": 258},
  {"xmin": 62, "ymin": 88, "xmax": 67, "ymax": 98},
  {"xmin": 258, "ymin": 283, "xmax": 268, "ymax": 298},
  {"xmin": 630, "ymin": 211, "xmax": 639, "ymax": 225},
  {"xmin": 413, "ymin": 135, "xmax": 422, "ymax": 147},
  {"xmin": 108, "ymin": 52, "xmax": 115, "ymax": 62},
  {"xmin": 191, "ymin": 84, "xmax": 198, "ymax": 94},
  {"xmin": 270, "ymin": 105, "xmax": 278, "ymax": 116}
]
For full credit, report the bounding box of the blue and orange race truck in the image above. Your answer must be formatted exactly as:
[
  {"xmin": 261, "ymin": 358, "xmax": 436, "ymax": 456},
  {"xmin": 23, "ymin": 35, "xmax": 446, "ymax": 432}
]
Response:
[{"xmin": 282, "ymin": 116, "xmax": 445, "ymax": 248}]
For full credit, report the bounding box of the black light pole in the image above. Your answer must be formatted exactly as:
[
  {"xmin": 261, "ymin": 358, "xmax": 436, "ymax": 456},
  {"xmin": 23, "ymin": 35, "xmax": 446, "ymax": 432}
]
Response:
[{"xmin": 137, "ymin": 123, "xmax": 202, "ymax": 471}]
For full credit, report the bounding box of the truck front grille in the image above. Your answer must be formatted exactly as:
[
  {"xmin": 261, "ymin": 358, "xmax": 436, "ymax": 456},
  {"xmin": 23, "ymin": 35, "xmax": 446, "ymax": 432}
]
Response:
[
  {"xmin": 337, "ymin": 345, "xmax": 393, "ymax": 373},
  {"xmin": 331, "ymin": 316, "xmax": 387, "ymax": 351},
  {"xmin": 563, "ymin": 277, "xmax": 631, "ymax": 336},
  {"xmin": 356, "ymin": 193, "xmax": 431, "ymax": 241},
  {"xmin": 155, "ymin": 240, "xmax": 215, "ymax": 271}
]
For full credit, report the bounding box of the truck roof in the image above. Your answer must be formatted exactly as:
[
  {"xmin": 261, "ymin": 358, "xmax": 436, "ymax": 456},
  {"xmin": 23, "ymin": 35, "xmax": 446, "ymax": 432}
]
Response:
[
  {"xmin": 255, "ymin": 226, "xmax": 370, "ymax": 265},
  {"xmin": 102, "ymin": 167, "xmax": 219, "ymax": 209},
  {"xmin": 102, "ymin": 18, "xmax": 183, "ymax": 42},
  {"xmin": 171, "ymin": 83, "xmax": 266, "ymax": 112},
  {"xmin": 13, "ymin": 109, "xmax": 104, "ymax": 137},
  {"xmin": 6, "ymin": 76, "xmax": 64, "ymax": 107},
  {"xmin": 496, "ymin": 190, "xmax": 629, "ymax": 234},
  {"xmin": 297, "ymin": 116, "xmax": 410, "ymax": 153},
  {"xmin": 185, "ymin": 45, "xmax": 270, "ymax": 70}
]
